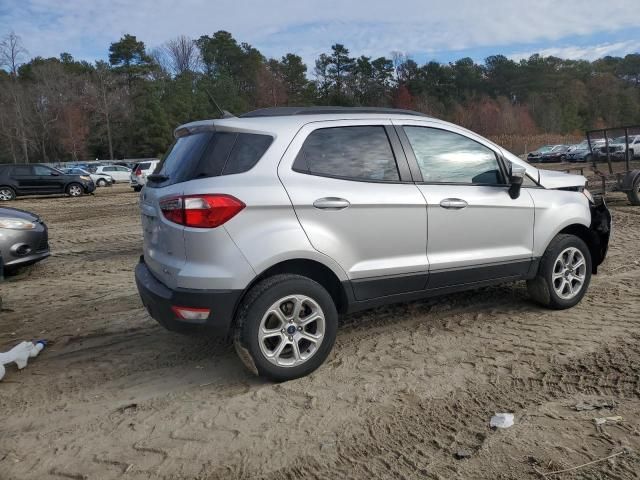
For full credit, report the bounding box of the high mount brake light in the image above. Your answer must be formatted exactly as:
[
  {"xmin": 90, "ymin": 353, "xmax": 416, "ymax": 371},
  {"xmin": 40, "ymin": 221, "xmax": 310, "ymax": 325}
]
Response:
[{"xmin": 159, "ymin": 194, "xmax": 245, "ymax": 228}]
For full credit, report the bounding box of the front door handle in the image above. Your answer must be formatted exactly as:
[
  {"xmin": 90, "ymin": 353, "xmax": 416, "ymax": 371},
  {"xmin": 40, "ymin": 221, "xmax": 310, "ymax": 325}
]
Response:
[
  {"xmin": 440, "ymin": 198, "xmax": 468, "ymax": 210},
  {"xmin": 313, "ymin": 197, "xmax": 350, "ymax": 210}
]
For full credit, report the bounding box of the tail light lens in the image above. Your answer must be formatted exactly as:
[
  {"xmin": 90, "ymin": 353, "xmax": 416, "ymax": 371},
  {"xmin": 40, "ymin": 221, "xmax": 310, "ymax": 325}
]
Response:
[
  {"xmin": 135, "ymin": 167, "xmax": 142, "ymax": 176},
  {"xmin": 159, "ymin": 194, "xmax": 245, "ymax": 228}
]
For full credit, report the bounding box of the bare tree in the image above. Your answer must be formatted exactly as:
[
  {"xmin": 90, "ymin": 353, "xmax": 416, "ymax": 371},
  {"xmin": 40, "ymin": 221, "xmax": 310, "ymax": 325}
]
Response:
[
  {"xmin": 0, "ymin": 32, "xmax": 30, "ymax": 162},
  {"xmin": 163, "ymin": 35, "xmax": 200, "ymax": 75},
  {"xmin": 0, "ymin": 31, "xmax": 27, "ymax": 76}
]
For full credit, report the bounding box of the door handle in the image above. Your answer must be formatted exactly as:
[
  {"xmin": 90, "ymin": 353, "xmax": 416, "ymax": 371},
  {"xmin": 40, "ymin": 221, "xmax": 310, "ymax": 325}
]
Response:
[
  {"xmin": 313, "ymin": 197, "xmax": 350, "ymax": 210},
  {"xmin": 440, "ymin": 198, "xmax": 468, "ymax": 210}
]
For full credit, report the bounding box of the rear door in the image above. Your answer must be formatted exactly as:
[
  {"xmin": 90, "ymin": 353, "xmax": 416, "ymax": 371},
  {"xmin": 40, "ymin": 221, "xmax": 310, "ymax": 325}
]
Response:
[
  {"xmin": 395, "ymin": 120, "xmax": 535, "ymax": 289},
  {"xmin": 278, "ymin": 120, "xmax": 428, "ymax": 300},
  {"xmin": 10, "ymin": 165, "xmax": 39, "ymax": 194}
]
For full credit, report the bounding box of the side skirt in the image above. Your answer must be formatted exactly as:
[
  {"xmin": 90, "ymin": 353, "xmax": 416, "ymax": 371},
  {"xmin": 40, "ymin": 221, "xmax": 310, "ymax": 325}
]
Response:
[{"xmin": 343, "ymin": 259, "xmax": 539, "ymax": 314}]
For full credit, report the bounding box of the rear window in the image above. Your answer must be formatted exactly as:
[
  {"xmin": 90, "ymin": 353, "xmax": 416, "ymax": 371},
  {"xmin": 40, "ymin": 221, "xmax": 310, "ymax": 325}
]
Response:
[
  {"xmin": 138, "ymin": 162, "xmax": 151, "ymax": 170},
  {"xmin": 150, "ymin": 131, "xmax": 273, "ymax": 187}
]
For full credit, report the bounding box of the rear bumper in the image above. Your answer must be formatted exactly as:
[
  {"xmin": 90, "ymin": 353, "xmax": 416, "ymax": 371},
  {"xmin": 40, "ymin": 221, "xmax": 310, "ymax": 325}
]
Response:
[{"xmin": 135, "ymin": 258, "xmax": 242, "ymax": 336}]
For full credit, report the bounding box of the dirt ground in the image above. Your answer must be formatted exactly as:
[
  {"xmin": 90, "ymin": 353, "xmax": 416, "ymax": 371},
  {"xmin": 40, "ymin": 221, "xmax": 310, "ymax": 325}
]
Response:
[{"xmin": 1, "ymin": 177, "xmax": 640, "ymax": 480}]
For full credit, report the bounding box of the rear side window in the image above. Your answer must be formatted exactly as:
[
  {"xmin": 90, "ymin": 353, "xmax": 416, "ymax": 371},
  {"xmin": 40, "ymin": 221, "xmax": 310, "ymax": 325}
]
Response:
[
  {"xmin": 152, "ymin": 131, "xmax": 273, "ymax": 186},
  {"xmin": 293, "ymin": 126, "xmax": 399, "ymax": 181},
  {"xmin": 12, "ymin": 166, "xmax": 32, "ymax": 176}
]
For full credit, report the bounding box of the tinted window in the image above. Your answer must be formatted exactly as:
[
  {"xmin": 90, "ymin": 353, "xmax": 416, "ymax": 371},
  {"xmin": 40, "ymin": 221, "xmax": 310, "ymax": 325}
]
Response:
[
  {"xmin": 293, "ymin": 126, "xmax": 399, "ymax": 181},
  {"xmin": 33, "ymin": 165, "xmax": 56, "ymax": 175},
  {"xmin": 12, "ymin": 166, "xmax": 32, "ymax": 176},
  {"xmin": 152, "ymin": 131, "xmax": 273, "ymax": 187},
  {"xmin": 138, "ymin": 162, "xmax": 151, "ymax": 170},
  {"xmin": 404, "ymin": 127, "xmax": 502, "ymax": 184}
]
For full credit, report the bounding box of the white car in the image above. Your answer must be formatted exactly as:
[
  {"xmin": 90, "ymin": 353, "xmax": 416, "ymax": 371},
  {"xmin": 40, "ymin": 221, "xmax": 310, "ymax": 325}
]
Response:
[
  {"xmin": 61, "ymin": 167, "xmax": 114, "ymax": 187},
  {"xmin": 130, "ymin": 160, "xmax": 160, "ymax": 192},
  {"xmin": 94, "ymin": 165, "xmax": 132, "ymax": 183}
]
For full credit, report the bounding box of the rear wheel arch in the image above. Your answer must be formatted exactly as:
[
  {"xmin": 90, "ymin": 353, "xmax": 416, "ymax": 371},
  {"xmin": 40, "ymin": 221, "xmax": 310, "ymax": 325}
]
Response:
[{"xmin": 233, "ymin": 259, "xmax": 349, "ymax": 325}]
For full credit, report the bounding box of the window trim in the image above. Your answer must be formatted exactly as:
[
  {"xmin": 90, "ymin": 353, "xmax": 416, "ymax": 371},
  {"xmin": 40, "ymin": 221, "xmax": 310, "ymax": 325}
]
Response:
[
  {"xmin": 396, "ymin": 125, "xmax": 510, "ymax": 187},
  {"xmin": 291, "ymin": 125, "xmax": 413, "ymax": 184}
]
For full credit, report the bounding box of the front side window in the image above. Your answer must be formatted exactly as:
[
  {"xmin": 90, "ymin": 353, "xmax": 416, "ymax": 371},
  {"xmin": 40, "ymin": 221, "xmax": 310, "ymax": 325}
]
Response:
[
  {"xmin": 33, "ymin": 165, "xmax": 56, "ymax": 175},
  {"xmin": 293, "ymin": 126, "xmax": 399, "ymax": 182},
  {"xmin": 403, "ymin": 127, "xmax": 503, "ymax": 184}
]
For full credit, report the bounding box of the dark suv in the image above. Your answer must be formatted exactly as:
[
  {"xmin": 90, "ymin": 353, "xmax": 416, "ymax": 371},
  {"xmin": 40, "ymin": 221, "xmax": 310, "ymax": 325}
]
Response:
[{"xmin": 0, "ymin": 164, "xmax": 95, "ymax": 201}]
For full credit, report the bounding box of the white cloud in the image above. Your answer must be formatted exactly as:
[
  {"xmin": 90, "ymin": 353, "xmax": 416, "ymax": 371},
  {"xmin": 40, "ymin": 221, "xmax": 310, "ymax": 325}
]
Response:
[
  {"xmin": 508, "ymin": 40, "xmax": 640, "ymax": 61},
  {"xmin": 1, "ymin": 0, "xmax": 639, "ymax": 65}
]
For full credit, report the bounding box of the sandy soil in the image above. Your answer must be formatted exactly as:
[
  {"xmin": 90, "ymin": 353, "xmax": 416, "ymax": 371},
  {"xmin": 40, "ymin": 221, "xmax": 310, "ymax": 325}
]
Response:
[{"xmin": 1, "ymin": 180, "xmax": 640, "ymax": 480}]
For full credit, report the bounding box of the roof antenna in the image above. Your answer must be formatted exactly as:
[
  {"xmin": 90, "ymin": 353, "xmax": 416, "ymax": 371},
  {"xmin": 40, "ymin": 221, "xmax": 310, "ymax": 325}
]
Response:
[{"xmin": 205, "ymin": 90, "xmax": 235, "ymax": 119}]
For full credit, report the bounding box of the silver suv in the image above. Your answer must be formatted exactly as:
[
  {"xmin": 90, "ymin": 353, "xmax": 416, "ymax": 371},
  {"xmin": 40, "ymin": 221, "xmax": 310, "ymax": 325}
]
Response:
[{"xmin": 135, "ymin": 107, "xmax": 611, "ymax": 381}]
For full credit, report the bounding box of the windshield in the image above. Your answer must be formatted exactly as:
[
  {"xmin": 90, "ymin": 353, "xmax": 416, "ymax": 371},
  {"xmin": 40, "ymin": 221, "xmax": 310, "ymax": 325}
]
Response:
[{"xmin": 538, "ymin": 145, "xmax": 553, "ymax": 152}]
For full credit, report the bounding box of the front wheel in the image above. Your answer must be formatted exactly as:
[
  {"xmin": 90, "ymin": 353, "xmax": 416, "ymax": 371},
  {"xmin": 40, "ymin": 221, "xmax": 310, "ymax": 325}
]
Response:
[
  {"xmin": 527, "ymin": 234, "xmax": 592, "ymax": 309},
  {"xmin": 132, "ymin": 185, "xmax": 142, "ymax": 192},
  {"xmin": 66, "ymin": 183, "xmax": 83, "ymax": 197},
  {"xmin": 96, "ymin": 178, "xmax": 107, "ymax": 187},
  {"xmin": 234, "ymin": 274, "xmax": 338, "ymax": 381}
]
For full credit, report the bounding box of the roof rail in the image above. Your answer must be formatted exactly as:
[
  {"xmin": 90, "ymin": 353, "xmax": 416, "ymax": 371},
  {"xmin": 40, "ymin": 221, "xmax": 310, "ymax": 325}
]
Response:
[{"xmin": 240, "ymin": 106, "xmax": 430, "ymax": 118}]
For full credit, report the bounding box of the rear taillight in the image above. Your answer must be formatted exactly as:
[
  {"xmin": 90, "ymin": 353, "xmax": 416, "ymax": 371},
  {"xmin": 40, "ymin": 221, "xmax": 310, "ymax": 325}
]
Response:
[
  {"xmin": 135, "ymin": 167, "xmax": 142, "ymax": 176},
  {"xmin": 159, "ymin": 194, "xmax": 245, "ymax": 228}
]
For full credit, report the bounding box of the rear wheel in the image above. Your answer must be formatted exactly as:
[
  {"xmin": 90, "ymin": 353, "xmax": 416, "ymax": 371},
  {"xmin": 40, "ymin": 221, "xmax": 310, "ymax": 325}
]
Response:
[
  {"xmin": 66, "ymin": 183, "xmax": 83, "ymax": 197},
  {"xmin": 133, "ymin": 185, "xmax": 142, "ymax": 192},
  {"xmin": 527, "ymin": 234, "xmax": 592, "ymax": 309},
  {"xmin": 627, "ymin": 176, "xmax": 640, "ymax": 206},
  {"xmin": 234, "ymin": 274, "xmax": 338, "ymax": 381},
  {"xmin": 0, "ymin": 186, "xmax": 15, "ymax": 201}
]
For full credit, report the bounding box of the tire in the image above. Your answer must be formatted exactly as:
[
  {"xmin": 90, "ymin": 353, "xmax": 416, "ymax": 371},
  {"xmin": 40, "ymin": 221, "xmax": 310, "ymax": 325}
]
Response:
[
  {"xmin": 66, "ymin": 183, "xmax": 83, "ymax": 197},
  {"xmin": 527, "ymin": 234, "xmax": 592, "ymax": 310},
  {"xmin": 584, "ymin": 154, "xmax": 592, "ymax": 163},
  {"xmin": 0, "ymin": 186, "xmax": 16, "ymax": 201},
  {"xmin": 97, "ymin": 178, "xmax": 107, "ymax": 187},
  {"xmin": 133, "ymin": 185, "xmax": 142, "ymax": 192},
  {"xmin": 627, "ymin": 176, "xmax": 640, "ymax": 206},
  {"xmin": 234, "ymin": 274, "xmax": 338, "ymax": 381}
]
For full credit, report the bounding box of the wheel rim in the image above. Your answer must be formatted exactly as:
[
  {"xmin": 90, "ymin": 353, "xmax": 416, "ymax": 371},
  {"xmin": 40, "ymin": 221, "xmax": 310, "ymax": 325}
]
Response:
[
  {"xmin": 69, "ymin": 185, "xmax": 82, "ymax": 196},
  {"xmin": 0, "ymin": 188, "xmax": 13, "ymax": 201},
  {"xmin": 552, "ymin": 247, "xmax": 587, "ymax": 300},
  {"xmin": 98, "ymin": 179, "xmax": 105, "ymax": 186},
  {"xmin": 258, "ymin": 294, "xmax": 326, "ymax": 368}
]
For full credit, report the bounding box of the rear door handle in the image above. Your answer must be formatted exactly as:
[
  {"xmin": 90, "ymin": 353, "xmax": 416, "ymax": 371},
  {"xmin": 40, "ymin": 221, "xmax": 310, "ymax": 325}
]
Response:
[
  {"xmin": 313, "ymin": 197, "xmax": 350, "ymax": 210},
  {"xmin": 440, "ymin": 198, "xmax": 468, "ymax": 210}
]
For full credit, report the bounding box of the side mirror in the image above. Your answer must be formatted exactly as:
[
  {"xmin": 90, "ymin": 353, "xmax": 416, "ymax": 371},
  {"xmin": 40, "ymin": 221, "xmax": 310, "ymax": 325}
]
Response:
[{"xmin": 508, "ymin": 163, "xmax": 526, "ymax": 199}]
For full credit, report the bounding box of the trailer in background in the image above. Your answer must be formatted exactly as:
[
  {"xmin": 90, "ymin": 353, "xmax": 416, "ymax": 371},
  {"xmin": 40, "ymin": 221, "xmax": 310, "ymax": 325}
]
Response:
[{"xmin": 584, "ymin": 126, "xmax": 640, "ymax": 206}]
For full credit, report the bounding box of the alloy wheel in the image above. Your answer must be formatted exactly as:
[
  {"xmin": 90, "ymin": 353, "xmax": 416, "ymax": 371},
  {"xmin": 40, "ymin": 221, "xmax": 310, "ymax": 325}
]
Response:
[
  {"xmin": 258, "ymin": 294, "xmax": 326, "ymax": 368},
  {"xmin": 552, "ymin": 247, "xmax": 587, "ymax": 300},
  {"xmin": 0, "ymin": 188, "xmax": 14, "ymax": 201}
]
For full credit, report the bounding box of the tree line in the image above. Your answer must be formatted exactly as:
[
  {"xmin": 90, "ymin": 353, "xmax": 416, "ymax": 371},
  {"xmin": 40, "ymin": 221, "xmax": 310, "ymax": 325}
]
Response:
[{"xmin": 0, "ymin": 30, "xmax": 639, "ymax": 163}]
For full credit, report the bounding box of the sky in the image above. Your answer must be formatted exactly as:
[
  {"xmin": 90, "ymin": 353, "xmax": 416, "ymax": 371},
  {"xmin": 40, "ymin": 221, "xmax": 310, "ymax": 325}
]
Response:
[{"xmin": 1, "ymin": 0, "xmax": 639, "ymax": 69}]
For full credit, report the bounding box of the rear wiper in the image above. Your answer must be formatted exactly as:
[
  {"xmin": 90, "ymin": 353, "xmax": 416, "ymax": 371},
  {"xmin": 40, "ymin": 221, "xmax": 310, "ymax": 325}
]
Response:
[{"xmin": 146, "ymin": 173, "xmax": 169, "ymax": 182}]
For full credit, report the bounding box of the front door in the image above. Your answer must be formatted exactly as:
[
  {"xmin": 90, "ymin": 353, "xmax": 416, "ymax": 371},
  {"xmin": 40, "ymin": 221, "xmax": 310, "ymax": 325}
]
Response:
[
  {"xmin": 33, "ymin": 165, "xmax": 65, "ymax": 193},
  {"xmin": 395, "ymin": 120, "xmax": 535, "ymax": 289},
  {"xmin": 278, "ymin": 120, "xmax": 428, "ymax": 300}
]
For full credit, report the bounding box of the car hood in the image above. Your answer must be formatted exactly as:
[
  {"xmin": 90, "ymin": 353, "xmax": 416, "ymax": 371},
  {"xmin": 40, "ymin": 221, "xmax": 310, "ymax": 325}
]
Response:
[
  {"xmin": 0, "ymin": 207, "xmax": 40, "ymax": 222},
  {"xmin": 538, "ymin": 169, "xmax": 586, "ymax": 189}
]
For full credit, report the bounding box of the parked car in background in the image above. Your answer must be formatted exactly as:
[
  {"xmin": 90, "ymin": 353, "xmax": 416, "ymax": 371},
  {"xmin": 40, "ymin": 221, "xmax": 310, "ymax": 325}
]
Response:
[
  {"xmin": 540, "ymin": 144, "xmax": 570, "ymax": 163},
  {"xmin": 130, "ymin": 160, "xmax": 159, "ymax": 192},
  {"xmin": 0, "ymin": 207, "xmax": 49, "ymax": 274},
  {"xmin": 599, "ymin": 135, "xmax": 640, "ymax": 160},
  {"xmin": 527, "ymin": 145, "xmax": 556, "ymax": 162},
  {"xmin": 135, "ymin": 107, "xmax": 611, "ymax": 381},
  {"xmin": 61, "ymin": 167, "xmax": 114, "ymax": 187},
  {"xmin": 566, "ymin": 146, "xmax": 593, "ymax": 163},
  {"xmin": 0, "ymin": 164, "xmax": 95, "ymax": 201},
  {"xmin": 93, "ymin": 165, "xmax": 131, "ymax": 183}
]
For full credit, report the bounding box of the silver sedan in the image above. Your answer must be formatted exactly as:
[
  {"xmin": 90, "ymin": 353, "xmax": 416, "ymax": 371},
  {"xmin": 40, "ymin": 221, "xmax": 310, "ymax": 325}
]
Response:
[{"xmin": 0, "ymin": 207, "xmax": 49, "ymax": 275}]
